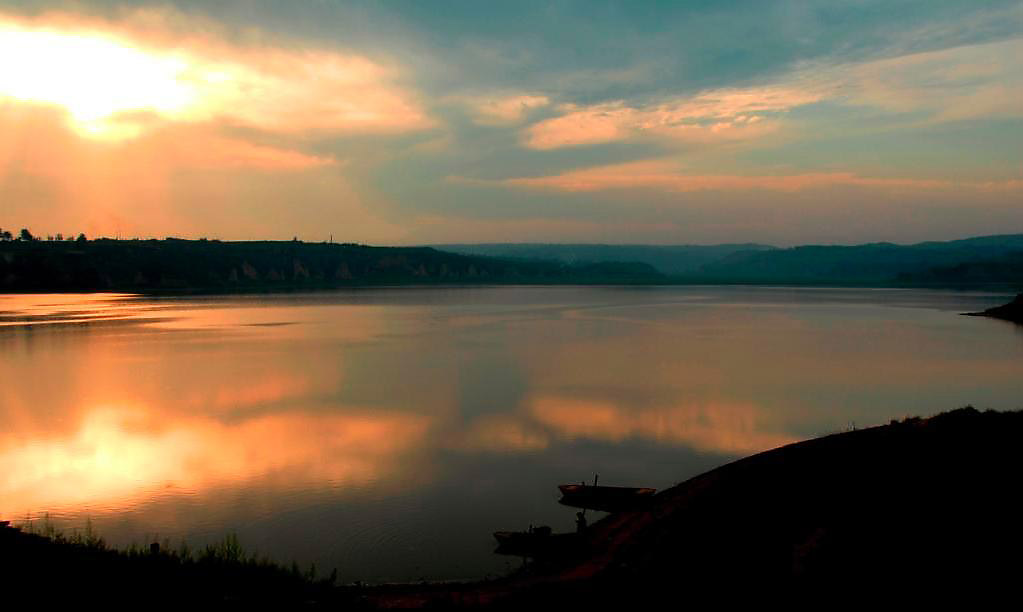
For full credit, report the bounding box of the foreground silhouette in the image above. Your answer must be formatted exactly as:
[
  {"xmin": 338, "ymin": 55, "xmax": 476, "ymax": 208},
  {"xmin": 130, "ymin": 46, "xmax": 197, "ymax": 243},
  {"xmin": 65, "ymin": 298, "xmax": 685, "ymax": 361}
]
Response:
[
  {"xmin": 967, "ymin": 293, "xmax": 1023, "ymax": 324},
  {"xmin": 4, "ymin": 408, "xmax": 1021, "ymax": 607},
  {"xmin": 0, "ymin": 527, "xmax": 348, "ymax": 608}
]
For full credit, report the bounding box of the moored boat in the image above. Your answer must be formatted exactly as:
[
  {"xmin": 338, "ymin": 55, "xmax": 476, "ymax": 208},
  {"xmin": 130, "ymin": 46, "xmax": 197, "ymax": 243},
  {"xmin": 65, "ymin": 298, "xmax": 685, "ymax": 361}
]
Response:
[
  {"xmin": 557, "ymin": 484, "xmax": 656, "ymax": 512},
  {"xmin": 493, "ymin": 526, "xmax": 579, "ymax": 557}
]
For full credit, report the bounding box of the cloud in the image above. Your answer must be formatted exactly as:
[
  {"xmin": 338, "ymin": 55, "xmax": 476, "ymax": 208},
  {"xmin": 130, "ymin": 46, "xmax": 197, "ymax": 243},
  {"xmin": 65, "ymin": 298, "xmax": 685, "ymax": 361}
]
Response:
[
  {"xmin": 457, "ymin": 93, "xmax": 550, "ymax": 125},
  {"xmin": 523, "ymin": 86, "xmax": 820, "ymax": 149},
  {"xmin": 148, "ymin": 133, "xmax": 334, "ymax": 172},
  {"xmin": 403, "ymin": 210, "xmax": 679, "ymax": 243},
  {"xmin": 0, "ymin": 9, "xmax": 433, "ymax": 140},
  {"xmin": 521, "ymin": 36, "xmax": 1023, "ymax": 151},
  {"xmin": 522, "ymin": 102, "xmax": 628, "ymax": 149},
  {"xmin": 493, "ymin": 159, "xmax": 968, "ymax": 193},
  {"xmin": 835, "ymin": 37, "xmax": 1023, "ymax": 123}
]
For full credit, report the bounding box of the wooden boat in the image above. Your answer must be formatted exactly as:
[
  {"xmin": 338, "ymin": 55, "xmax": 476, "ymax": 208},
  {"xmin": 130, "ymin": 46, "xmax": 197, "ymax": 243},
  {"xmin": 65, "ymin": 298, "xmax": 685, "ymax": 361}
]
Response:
[
  {"xmin": 557, "ymin": 484, "xmax": 657, "ymax": 512},
  {"xmin": 493, "ymin": 526, "xmax": 579, "ymax": 557}
]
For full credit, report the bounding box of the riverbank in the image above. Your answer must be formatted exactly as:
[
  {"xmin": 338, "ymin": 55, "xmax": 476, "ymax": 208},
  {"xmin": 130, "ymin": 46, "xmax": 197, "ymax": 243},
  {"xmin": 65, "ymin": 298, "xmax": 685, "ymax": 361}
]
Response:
[{"xmin": 967, "ymin": 293, "xmax": 1023, "ymax": 324}]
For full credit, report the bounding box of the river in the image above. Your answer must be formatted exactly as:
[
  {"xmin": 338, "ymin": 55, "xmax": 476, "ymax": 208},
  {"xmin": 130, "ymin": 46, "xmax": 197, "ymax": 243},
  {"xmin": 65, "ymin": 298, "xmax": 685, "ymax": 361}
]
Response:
[{"xmin": 1, "ymin": 286, "xmax": 1020, "ymax": 582}]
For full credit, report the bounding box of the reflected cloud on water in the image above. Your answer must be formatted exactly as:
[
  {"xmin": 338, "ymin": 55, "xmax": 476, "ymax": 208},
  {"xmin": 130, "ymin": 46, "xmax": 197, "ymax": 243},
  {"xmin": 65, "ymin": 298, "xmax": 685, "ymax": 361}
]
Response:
[
  {"xmin": 0, "ymin": 405, "xmax": 432, "ymax": 517},
  {"xmin": 529, "ymin": 396, "xmax": 796, "ymax": 455}
]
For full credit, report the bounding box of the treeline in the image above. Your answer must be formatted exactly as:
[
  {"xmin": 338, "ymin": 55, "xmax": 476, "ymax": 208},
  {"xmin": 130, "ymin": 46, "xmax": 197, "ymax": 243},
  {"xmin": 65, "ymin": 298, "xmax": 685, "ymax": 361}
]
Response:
[
  {"xmin": 0, "ymin": 227, "xmax": 87, "ymax": 243},
  {"xmin": 0, "ymin": 238, "xmax": 665, "ymax": 292}
]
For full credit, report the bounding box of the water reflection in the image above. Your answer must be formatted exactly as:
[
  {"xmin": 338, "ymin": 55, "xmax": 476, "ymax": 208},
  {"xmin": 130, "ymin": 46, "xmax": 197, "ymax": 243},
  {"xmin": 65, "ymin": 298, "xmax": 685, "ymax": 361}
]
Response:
[
  {"xmin": 529, "ymin": 397, "xmax": 796, "ymax": 454},
  {"xmin": 1, "ymin": 407, "xmax": 431, "ymax": 517},
  {"xmin": 1, "ymin": 287, "xmax": 1021, "ymax": 581},
  {"xmin": 0, "ymin": 293, "xmax": 141, "ymax": 326},
  {"xmin": 449, "ymin": 413, "xmax": 550, "ymax": 452}
]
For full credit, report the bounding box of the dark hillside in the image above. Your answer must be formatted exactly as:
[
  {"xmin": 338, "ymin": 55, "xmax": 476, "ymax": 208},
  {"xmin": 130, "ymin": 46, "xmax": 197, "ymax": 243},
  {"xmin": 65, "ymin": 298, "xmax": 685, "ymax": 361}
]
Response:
[
  {"xmin": 901, "ymin": 251, "xmax": 1023, "ymax": 286},
  {"xmin": 432, "ymin": 243, "xmax": 776, "ymax": 275},
  {"xmin": 436, "ymin": 235, "xmax": 1023, "ymax": 287},
  {"xmin": 0, "ymin": 239, "xmax": 664, "ymax": 292},
  {"xmin": 966, "ymin": 293, "xmax": 1023, "ymax": 324},
  {"xmin": 696, "ymin": 235, "xmax": 1023, "ymax": 285}
]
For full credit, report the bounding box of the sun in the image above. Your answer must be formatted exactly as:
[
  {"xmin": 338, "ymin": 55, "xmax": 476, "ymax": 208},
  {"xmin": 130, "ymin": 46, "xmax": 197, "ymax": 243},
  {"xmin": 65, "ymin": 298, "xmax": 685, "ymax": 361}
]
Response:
[{"xmin": 0, "ymin": 22, "xmax": 197, "ymax": 139}]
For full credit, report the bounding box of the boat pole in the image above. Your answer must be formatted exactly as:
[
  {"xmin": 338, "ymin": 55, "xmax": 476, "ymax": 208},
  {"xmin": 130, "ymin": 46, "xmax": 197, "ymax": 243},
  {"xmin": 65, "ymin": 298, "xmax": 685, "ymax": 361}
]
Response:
[{"xmin": 582, "ymin": 474, "xmax": 598, "ymax": 519}]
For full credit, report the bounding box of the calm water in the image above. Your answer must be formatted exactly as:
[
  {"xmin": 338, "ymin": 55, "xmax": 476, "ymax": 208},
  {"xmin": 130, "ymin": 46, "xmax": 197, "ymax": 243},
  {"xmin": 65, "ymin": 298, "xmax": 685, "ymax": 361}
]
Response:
[{"xmin": 2, "ymin": 286, "xmax": 1022, "ymax": 581}]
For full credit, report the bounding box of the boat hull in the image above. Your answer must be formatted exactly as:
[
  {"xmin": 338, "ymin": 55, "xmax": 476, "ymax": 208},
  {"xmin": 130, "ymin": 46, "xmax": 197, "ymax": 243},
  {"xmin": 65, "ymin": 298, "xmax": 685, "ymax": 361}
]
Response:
[
  {"xmin": 557, "ymin": 484, "xmax": 656, "ymax": 512},
  {"xmin": 493, "ymin": 530, "xmax": 580, "ymax": 557}
]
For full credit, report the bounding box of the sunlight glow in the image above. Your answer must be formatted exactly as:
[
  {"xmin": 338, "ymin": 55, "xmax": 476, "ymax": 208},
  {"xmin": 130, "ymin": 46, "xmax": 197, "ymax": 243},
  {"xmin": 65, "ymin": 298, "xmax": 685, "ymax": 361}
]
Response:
[
  {"xmin": 0, "ymin": 405, "xmax": 431, "ymax": 516},
  {"xmin": 0, "ymin": 24, "xmax": 196, "ymax": 139},
  {"xmin": 0, "ymin": 14, "xmax": 431, "ymax": 142}
]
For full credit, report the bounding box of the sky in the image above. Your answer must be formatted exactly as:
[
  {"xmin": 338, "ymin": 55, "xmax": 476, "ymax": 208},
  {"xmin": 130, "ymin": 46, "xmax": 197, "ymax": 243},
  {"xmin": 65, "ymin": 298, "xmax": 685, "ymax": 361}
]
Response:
[{"xmin": 0, "ymin": 1, "xmax": 1021, "ymax": 246}]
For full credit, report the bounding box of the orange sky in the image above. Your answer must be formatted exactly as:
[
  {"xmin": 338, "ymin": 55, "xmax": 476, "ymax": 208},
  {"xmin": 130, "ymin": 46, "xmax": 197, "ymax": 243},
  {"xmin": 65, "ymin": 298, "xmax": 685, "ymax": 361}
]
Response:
[{"xmin": 1, "ymin": 3, "xmax": 1021, "ymax": 244}]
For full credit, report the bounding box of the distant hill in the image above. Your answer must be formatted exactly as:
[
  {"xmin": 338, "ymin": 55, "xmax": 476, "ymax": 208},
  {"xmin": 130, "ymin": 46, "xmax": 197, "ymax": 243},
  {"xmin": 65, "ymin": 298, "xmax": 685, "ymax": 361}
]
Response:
[
  {"xmin": 695, "ymin": 234, "xmax": 1023, "ymax": 285},
  {"xmin": 430, "ymin": 243, "xmax": 776, "ymax": 275},
  {"xmin": 0, "ymin": 239, "xmax": 664, "ymax": 293},
  {"xmin": 898, "ymin": 250, "xmax": 1023, "ymax": 286},
  {"xmin": 432, "ymin": 235, "xmax": 1023, "ymax": 287},
  {"xmin": 3, "ymin": 234, "xmax": 1022, "ymax": 292}
]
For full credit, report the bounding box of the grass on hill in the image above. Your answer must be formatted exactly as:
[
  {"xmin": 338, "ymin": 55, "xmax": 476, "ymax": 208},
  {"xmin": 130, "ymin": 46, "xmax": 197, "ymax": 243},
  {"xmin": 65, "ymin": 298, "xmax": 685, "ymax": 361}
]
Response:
[{"xmin": 1, "ymin": 516, "xmax": 356, "ymax": 607}]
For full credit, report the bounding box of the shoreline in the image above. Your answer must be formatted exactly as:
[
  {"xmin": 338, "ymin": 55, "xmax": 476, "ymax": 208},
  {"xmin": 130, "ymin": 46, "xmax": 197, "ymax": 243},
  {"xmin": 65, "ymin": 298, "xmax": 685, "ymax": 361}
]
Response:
[
  {"xmin": 1, "ymin": 282, "xmax": 1018, "ymax": 298},
  {"xmin": 964, "ymin": 293, "xmax": 1023, "ymax": 323}
]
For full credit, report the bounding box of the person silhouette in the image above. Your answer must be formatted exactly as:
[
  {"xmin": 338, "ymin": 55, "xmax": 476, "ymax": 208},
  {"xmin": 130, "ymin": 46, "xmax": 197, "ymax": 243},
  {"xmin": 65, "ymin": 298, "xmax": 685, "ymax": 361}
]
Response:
[{"xmin": 575, "ymin": 511, "xmax": 587, "ymax": 533}]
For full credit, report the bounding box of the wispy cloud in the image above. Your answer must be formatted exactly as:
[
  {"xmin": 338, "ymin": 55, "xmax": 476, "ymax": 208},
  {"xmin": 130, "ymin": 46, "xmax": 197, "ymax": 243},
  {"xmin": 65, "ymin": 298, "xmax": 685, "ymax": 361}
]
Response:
[
  {"xmin": 523, "ymin": 86, "xmax": 820, "ymax": 149},
  {"xmin": 456, "ymin": 92, "xmax": 550, "ymax": 125},
  {"xmin": 521, "ymin": 36, "xmax": 1023, "ymax": 151},
  {"xmin": 405, "ymin": 211, "xmax": 678, "ymax": 243},
  {"xmin": 835, "ymin": 37, "xmax": 1023, "ymax": 123},
  {"xmin": 482, "ymin": 159, "xmax": 1020, "ymax": 194}
]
